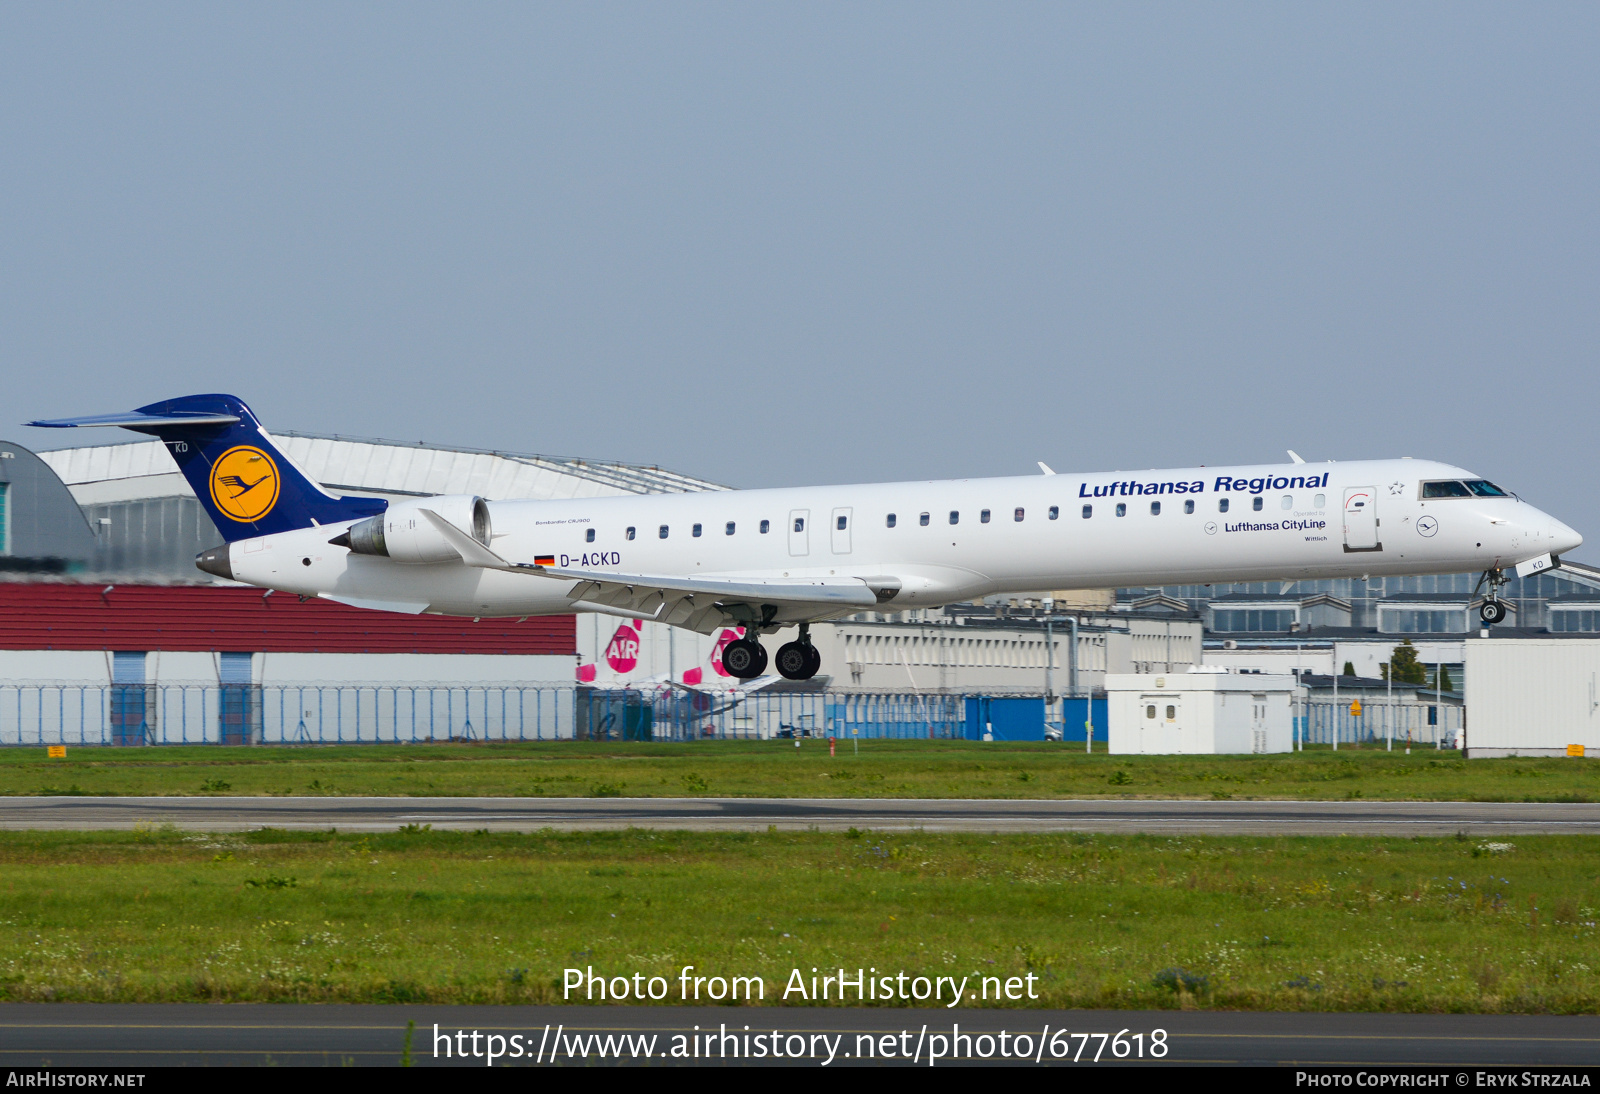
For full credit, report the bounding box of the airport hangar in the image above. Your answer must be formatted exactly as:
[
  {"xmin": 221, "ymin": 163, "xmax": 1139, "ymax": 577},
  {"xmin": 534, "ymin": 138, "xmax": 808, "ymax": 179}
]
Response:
[{"xmin": 1, "ymin": 430, "xmax": 1598, "ymax": 753}]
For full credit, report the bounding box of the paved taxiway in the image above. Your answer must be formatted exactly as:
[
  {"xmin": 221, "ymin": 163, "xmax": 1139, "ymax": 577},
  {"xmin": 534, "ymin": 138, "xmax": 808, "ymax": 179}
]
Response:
[
  {"xmin": 1, "ymin": 1004, "xmax": 1596, "ymax": 1067},
  {"xmin": 2, "ymin": 795, "xmax": 1598, "ymax": 834}
]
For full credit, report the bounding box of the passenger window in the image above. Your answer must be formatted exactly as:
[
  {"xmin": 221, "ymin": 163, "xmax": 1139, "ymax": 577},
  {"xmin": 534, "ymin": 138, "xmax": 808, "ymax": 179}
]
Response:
[
  {"xmin": 949, "ymin": 511, "xmax": 959, "ymax": 525},
  {"xmin": 836, "ymin": 515, "xmax": 847, "ymax": 530},
  {"xmin": 1150, "ymin": 501, "xmax": 1161, "ymax": 516},
  {"xmin": 886, "ymin": 513, "xmax": 896, "ymax": 528},
  {"xmin": 980, "ymin": 509, "xmax": 990, "ymax": 523},
  {"xmin": 1184, "ymin": 499, "xmax": 1194, "ymax": 514},
  {"xmin": 1219, "ymin": 498, "xmax": 1230, "ymax": 514},
  {"xmin": 1081, "ymin": 504, "xmax": 1092, "ymax": 519},
  {"xmin": 692, "ymin": 523, "xmax": 702, "ymax": 537},
  {"xmin": 659, "ymin": 525, "xmax": 669, "ymax": 539},
  {"xmin": 759, "ymin": 519, "xmax": 770, "ymax": 534},
  {"xmin": 920, "ymin": 512, "xmax": 930, "ymax": 526},
  {"xmin": 1146, "ymin": 705, "xmax": 1156, "ymax": 719},
  {"xmin": 1014, "ymin": 507, "xmax": 1025, "ymax": 522},
  {"xmin": 794, "ymin": 517, "xmax": 805, "ymax": 532},
  {"xmin": 586, "ymin": 528, "xmax": 595, "ymax": 542},
  {"xmin": 725, "ymin": 521, "xmax": 735, "ymax": 535},
  {"xmin": 1280, "ymin": 495, "xmax": 1292, "ymax": 510},
  {"xmin": 1166, "ymin": 705, "xmax": 1175, "ymax": 721},
  {"xmin": 1116, "ymin": 503, "xmax": 1126, "ymax": 517},
  {"xmin": 626, "ymin": 526, "xmax": 636, "ymax": 540},
  {"xmin": 1049, "ymin": 506, "xmax": 1059, "ymax": 520},
  {"xmin": 1313, "ymin": 494, "xmax": 1325, "ymax": 508},
  {"xmin": 1252, "ymin": 496, "xmax": 1263, "ymax": 511}
]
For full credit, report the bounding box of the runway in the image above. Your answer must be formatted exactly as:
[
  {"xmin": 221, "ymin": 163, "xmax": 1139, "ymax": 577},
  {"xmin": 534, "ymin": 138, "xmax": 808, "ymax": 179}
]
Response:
[
  {"xmin": 2, "ymin": 795, "xmax": 1599, "ymax": 834},
  {"xmin": 0, "ymin": 1004, "xmax": 1596, "ymax": 1067}
]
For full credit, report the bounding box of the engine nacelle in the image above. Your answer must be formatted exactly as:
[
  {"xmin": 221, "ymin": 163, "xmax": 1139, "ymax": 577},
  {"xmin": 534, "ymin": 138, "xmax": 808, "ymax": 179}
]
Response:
[{"xmin": 333, "ymin": 495, "xmax": 491, "ymax": 564}]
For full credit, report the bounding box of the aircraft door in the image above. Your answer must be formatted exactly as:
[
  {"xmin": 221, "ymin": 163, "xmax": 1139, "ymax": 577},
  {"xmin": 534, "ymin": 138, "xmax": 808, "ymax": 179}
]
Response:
[
  {"xmin": 1251, "ymin": 693, "xmax": 1267, "ymax": 754},
  {"xmin": 1343, "ymin": 487, "xmax": 1381, "ymax": 552},
  {"xmin": 830, "ymin": 507, "xmax": 852, "ymax": 554},
  {"xmin": 788, "ymin": 509, "xmax": 810, "ymax": 557}
]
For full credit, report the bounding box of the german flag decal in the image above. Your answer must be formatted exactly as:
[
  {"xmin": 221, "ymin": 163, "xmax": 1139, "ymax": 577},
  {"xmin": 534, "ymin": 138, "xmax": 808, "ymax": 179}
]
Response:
[{"xmin": 534, "ymin": 555, "xmax": 555, "ymax": 566}]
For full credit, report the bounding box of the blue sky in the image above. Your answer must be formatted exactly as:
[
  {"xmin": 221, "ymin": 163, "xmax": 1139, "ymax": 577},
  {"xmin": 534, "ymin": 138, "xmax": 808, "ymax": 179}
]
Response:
[{"xmin": 4, "ymin": 4, "xmax": 1597, "ymax": 557}]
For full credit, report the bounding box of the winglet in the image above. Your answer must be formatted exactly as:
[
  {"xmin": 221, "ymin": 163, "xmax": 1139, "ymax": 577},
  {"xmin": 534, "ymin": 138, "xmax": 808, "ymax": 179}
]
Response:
[
  {"xmin": 1287, "ymin": 450, "xmax": 1306, "ymax": 465},
  {"xmin": 1037, "ymin": 462, "xmax": 1056, "ymax": 476}
]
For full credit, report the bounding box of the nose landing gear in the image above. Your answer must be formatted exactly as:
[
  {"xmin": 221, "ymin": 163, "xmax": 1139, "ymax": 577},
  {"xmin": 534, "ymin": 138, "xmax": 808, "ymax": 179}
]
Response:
[{"xmin": 1476, "ymin": 567, "xmax": 1509, "ymax": 625}]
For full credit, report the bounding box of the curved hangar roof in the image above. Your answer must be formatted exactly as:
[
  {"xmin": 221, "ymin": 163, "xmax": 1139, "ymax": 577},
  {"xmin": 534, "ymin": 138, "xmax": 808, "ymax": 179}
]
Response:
[{"xmin": 39, "ymin": 430, "xmax": 727, "ymax": 507}]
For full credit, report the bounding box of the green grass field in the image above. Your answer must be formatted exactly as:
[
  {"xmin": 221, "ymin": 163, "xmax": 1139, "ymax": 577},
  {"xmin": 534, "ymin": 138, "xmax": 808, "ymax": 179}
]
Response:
[
  {"xmin": 2, "ymin": 739, "xmax": 1597, "ymax": 801},
  {"xmin": 0, "ymin": 828, "xmax": 1594, "ymax": 1012}
]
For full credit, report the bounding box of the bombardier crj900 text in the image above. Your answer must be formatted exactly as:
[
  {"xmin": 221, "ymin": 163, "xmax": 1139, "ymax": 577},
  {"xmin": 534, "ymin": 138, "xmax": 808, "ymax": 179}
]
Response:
[{"xmin": 30, "ymin": 395, "xmax": 1583, "ymax": 681}]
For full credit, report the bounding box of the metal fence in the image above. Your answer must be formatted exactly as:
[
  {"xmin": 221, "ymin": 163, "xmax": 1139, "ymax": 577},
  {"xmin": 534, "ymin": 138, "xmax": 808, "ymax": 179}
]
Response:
[
  {"xmin": 1297, "ymin": 699, "xmax": 1463, "ymax": 749},
  {"xmin": 0, "ymin": 683, "xmax": 1468, "ymax": 749},
  {"xmin": 0, "ymin": 684, "xmax": 975, "ymax": 746}
]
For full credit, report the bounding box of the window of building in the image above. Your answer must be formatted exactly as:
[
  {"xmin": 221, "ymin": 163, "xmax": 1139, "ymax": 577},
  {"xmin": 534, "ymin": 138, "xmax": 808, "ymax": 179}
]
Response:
[
  {"xmin": 626, "ymin": 526, "xmax": 636, "ymax": 540},
  {"xmin": 1014, "ymin": 507, "xmax": 1025, "ymax": 522},
  {"xmin": 949, "ymin": 511, "xmax": 959, "ymax": 525},
  {"xmin": 920, "ymin": 512, "xmax": 930, "ymax": 526},
  {"xmin": 586, "ymin": 528, "xmax": 595, "ymax": 542},
  {"xmin": 759, "ymin": 519, "xmax": 770, "ymax": 534},
  {"xmin": 1048, "ymin": 506, "xmax": 1059, "ymax": 520},
  {"xmin": 1314, "ymin": 494, "xmax": 1326, "ymax": 508},
  {"xmin": 1252, "ymin": 496, "xmax": 1264, "ymax": 511},
  {"xmin": 1212, "ymin": 609, "xmax": 1296, "ymax": 632},
  {"xmin": 1280, "ymin": 495, "xmax": 1292, "ymax": 510},
  {"xmin": 659, "ymin": 525, "xmax": 669, "ymax": 539},
  {"xmin": 836, "ymin": 515, "xmax": 848, "ymax": 530},
  {"xmin": 980, "ymin": 509, "xmax": 990, "ymax": 523},
  {"xmin": 1378, "ymin": 608, "xmax": 1469, "ymax": 634},
  {"xmin": 1184, "ymin": 499, "xmax": 1194, "ymax": 514},
  {"xmin": 1081, "ymin": 505, "xmax": 1092, "ymax": 519},
  {"xmin": 1150, "ymin": 501, "xmax": 1161, "ymax": 516},
  {"xmin": 1116, "ymin": 503, "xmax": 1126, "ymax": 517},
  {"xmin": 1219, "ymin": 498, "xmax": 1230, "ymax": 513},
  {"xmin": 1551, "ymin": 610, "xmax": 1600, "ymax": 632},
  {"xmin": 725, "ymin": 521, "xmax": 735, "ymax": 535},
  {"xmin": 886, "ymin": 513, "xmax": 896, "ymax": 528},
  {"xmin": 692, "ymin": 523, "xmax": 702, "ymax": 537}
]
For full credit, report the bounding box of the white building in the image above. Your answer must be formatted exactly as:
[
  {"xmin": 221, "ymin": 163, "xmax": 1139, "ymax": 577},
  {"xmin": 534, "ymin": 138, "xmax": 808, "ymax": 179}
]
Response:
[
  {"xmin": 1463, "ymin": 638, "xmax": 1600, "ymax": 759},
  {"xmin": 1107, "ymin": 669, "xmax": 1296, "ymax": 754}
]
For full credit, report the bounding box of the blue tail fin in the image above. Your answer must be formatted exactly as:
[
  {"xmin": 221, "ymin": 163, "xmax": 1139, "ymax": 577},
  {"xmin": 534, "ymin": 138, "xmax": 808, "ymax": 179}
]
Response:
[{"xmin": 28, "ymin": 394, "xmax": 385, "ymax": 541}]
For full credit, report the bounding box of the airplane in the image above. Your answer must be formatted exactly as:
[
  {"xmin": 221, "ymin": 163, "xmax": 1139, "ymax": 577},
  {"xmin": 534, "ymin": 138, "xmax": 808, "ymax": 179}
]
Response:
[{"xmin": 29, "ymin": 394, "xmax": 1583, "ymax": 682}]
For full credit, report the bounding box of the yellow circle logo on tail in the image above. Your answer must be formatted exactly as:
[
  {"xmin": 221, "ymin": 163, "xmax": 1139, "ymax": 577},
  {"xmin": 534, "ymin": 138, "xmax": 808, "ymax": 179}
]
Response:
[{"xmin": 208, "ymin": 445, "xmax": 280, "ymax": 522}]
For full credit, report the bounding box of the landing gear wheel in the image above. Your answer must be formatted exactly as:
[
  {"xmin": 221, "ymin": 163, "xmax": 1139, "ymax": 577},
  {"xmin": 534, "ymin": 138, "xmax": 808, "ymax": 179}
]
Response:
[
  {"xmin": 774, "ymin": 636, "xmax": 812, "ymax": 678},
  {"xmin": 1480, "ymin": 600, "xmax": 1507, "ymax": 625},
  {"xmin": 804, "ymin": 644, "xmax": 822, "ymax": 678},
  {"xmin": 722, "ymin": 638, "xmax": 768, "ymax": 679}
]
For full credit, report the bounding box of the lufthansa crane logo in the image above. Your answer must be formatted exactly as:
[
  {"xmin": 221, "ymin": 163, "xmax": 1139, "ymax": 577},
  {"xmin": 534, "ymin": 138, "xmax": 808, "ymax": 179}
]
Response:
[{"xmin": 208, "ymin": 445, "xmax": 280, "ymax": 522}]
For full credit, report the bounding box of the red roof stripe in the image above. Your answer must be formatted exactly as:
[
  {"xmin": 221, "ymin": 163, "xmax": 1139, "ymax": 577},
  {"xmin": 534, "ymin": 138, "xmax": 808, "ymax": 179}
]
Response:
[{"xmin": 0, "ymin": 584, "xmax": 575, "ymax": 655}]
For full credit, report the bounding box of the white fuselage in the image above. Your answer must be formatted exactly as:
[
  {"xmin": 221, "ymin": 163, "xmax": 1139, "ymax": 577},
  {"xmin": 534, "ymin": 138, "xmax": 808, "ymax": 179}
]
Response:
[{"xmin": 225, "ymin": 458, "xmax": 1582, "ymax": 620}]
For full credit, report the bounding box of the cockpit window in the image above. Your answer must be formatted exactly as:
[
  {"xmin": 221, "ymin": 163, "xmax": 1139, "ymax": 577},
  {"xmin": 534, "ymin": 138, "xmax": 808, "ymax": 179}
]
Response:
[
  {"xmin": 1464, "ymin": 480, "xmax": 1509, "ymax": 497},
  {"xmin": 1421, "ymin": 481, "xmax": 1473, "ymax": 499}
]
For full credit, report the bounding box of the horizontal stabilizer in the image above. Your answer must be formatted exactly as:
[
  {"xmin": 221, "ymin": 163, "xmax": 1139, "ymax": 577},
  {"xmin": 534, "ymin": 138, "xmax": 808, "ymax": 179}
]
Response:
[{"xmin": 27, "ymin": 410, "xmax": 241, "ymax": 429}]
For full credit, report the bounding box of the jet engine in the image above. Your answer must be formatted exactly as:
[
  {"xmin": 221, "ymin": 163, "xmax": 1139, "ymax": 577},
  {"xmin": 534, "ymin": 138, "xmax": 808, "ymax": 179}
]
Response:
[{"xmin": 330, "ymin": 495, "xmax": 491, "ymax": 564}]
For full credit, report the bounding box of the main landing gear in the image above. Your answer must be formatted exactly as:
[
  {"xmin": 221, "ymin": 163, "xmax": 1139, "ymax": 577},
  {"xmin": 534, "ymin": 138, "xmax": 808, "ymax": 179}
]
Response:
[
  {"xmin": 723, "ymin": 623, "xmax": 823, "ymax": 681},
  {"xmin": 1476, "ymin": 567, "xmax": 1509, "ymax": 625}
]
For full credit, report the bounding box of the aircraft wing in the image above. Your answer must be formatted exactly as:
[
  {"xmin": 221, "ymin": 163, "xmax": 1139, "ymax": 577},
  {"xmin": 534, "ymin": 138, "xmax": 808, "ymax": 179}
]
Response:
[{"xmin": 419, "ymin": 510, "xmax": 898, "ymax": 632}]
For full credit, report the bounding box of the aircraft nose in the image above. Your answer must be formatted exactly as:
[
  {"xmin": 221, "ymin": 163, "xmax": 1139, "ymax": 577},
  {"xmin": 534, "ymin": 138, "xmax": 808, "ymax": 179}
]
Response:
[
  {"xmin": 195, "ymin": 543, "xmax": 233, "ymax": 581},
  {"xmin": 1549, "ymin": 518, "xmax": 1583, "ymax": 557}
]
